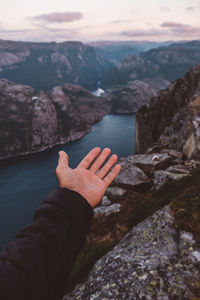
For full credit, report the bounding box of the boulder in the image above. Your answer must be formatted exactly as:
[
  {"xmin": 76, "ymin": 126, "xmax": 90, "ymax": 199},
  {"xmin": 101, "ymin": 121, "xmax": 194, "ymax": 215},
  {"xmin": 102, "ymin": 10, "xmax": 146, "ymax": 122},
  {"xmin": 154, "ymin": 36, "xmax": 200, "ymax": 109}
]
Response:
[
  {"xmin": 94, "ymin": 204, "xmax": 121, "ymax": 217},
  {"xmin": 101, "ymin": 196, "xmax": 111, "ymax": 206},
  {"xmin": 106, "ymin": 187, "xmax": 126, "ymax": 199},
  {"xmin": 63, "ymin": 206, "xmax": 200, "ymax": 299},
  {"xmin": 165, "ymin": 164, "xmax": 190, "ymax": 174},
  {"xmin": 153, "ymin": 170, "xmax": 190, "ymax": 191},
  {"xmin": 113, "ymin": 159, "xmax": 151, "ymax": 192},
  {"xmin": 126, "ymin": 153, "xmax": 173, "ymax": 176}
]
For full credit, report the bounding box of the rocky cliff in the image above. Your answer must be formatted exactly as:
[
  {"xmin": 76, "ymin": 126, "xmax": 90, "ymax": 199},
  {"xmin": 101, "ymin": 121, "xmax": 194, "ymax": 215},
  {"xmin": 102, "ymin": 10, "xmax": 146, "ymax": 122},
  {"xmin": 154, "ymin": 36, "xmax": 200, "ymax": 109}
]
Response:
[
  {"xmin": 0, "ymin": 79, "xmax": 107, "ymax": 160},
  {"xmin": 0, "ymin": 39, "xmax": 108, "ymax": 90},
  {"xmin": 136, "ymin": 63, "xmax": 200, "ymax": 160},
  {"xmin": 104, "ymin": 80, "xmax": 157, "ymax": 114}
]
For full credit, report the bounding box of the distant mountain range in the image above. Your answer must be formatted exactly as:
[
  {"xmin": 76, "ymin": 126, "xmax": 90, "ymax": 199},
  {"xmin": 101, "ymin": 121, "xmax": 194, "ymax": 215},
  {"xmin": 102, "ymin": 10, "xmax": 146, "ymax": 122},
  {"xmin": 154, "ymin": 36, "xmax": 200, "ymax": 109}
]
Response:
[
  {"xmin": 0, "ymin": 39, "xmax": 110, "ymax": 91},
  {"xmin": 102, "ymin": 40, "xmax": 200, "ymax": 89},
  {"xmin": 0, "ymin": 39, "xmax": 198, "ymax": 93},
  {"xmin": 87, "ymin": 40, "xmax": 175, "ymax": 65}
]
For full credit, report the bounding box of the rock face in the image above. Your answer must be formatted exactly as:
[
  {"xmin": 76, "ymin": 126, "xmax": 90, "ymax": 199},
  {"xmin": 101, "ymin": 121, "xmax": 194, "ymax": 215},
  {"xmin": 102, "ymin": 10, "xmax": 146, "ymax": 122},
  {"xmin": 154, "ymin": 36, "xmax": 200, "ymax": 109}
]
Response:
[
  {"xmin": 0, "ymin": 79, "xmax": 107, "ymax": 160},
  {"xmin": 113, "ymin": 157, "xmax": 151, "ymax": 191},
  {"xmin": 136, "ymin": 64, "xmax": 200, "ymax": 160},
  {"xmin": 102, "ymin": 40, "xmax": 200, "ymax": 89},
  {"xmin": 0, "ymin": 39, "xmax": 108, "ymax": 90},
  {"xmin": 104, "ymin": 80, "xmax": 157, "ymax": 113},
  {"xmin": 64, "ymin": 205, "xmax": 200, "ymax": 299},
  {"xmin": 126, "ymin": 153, "xmax": 173, "ymax": 176}
]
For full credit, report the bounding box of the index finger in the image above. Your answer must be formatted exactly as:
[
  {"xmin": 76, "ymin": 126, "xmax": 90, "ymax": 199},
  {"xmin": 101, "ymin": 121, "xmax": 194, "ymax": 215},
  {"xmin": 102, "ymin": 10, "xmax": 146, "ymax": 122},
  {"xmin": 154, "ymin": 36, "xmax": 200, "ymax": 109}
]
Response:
[{"xmin": 78, "ymin": 147, "xmax": 101, "ymax": 169}]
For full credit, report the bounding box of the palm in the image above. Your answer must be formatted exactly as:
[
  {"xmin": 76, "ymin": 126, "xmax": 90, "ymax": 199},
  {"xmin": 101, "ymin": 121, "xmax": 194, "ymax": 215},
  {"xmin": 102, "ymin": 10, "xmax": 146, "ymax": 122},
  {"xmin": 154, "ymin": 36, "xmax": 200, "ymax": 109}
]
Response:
[{"xmin": 56, "ymin": 148, "xmax": 121, "ymax": 207}]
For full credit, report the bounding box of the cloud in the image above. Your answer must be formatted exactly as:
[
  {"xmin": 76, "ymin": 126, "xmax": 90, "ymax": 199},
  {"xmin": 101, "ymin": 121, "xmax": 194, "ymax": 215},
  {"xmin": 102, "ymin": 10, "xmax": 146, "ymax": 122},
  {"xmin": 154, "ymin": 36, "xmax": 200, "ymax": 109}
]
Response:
[
  {"xmin": 121, "ymin": 28, "xmax": 166, "ymax": 37},
  {"xmin": 161, "ymin": 21, "xmax": 200, "ymax": 37},
  {"xmin": 109, "ymin": 20, "xmax": 132, "ymax": 24},
  {"xmin": 186, "ymin": 6, "xmax": 195, "ymax": 10},
  {"xmin": 160, "ymin": 6, "xmax": 170, "ymax": 12},
  {"xmin": 130, "ymin": 8, "xmax": 141, "ymax": 14},
  {"xmin": 32, "ymin": 12, "xmax": 83, "ymax": 24},
  {"xmin": 161, "ymin": 22, "xmax": 186, "ymax": 28},
  {"xmin": 0, "ymin": 27, "xmax": 80, "ymax": 42},
  {"xmin": 172, "ymin": 26, "xmax": 200, "ymax": 37}
]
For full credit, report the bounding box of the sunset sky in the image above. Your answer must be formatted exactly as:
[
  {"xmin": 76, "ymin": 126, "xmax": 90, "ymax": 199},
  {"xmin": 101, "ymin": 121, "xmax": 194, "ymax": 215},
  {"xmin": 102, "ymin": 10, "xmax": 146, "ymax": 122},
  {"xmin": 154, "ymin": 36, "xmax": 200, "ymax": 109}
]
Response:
[{"xmin": 0, "ymin": 0, "xmax": 200, "ymax": 42}]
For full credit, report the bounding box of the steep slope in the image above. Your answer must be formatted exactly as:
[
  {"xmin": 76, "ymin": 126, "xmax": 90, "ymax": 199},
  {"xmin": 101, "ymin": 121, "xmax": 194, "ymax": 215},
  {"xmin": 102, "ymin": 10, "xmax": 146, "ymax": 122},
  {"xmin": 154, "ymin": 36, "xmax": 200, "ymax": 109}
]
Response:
[
  {"xmin": 135, "ymin": 63, "xmax": 200, "ymax": 159},
  {"xmin": 0, "ymin": 39, "xmax": 108, "ymax": 91},
  {"xmin": 104, "ymin": 80, "xmax": 157, "ymax": 113},
  {"xmin": 0, "ymin": 79, "xmax": 107, "ymax": 160}
]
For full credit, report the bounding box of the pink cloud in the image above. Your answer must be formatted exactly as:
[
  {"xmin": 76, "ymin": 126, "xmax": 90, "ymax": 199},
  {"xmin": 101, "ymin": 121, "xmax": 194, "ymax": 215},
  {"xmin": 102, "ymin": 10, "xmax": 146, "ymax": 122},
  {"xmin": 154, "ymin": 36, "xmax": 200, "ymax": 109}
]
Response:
[
  {"xmin": 160, "ymin": 6, "xmax": 170, "ymax": 12},
  {"xmin": 121, "ymin": 28, "xmax": 166, "ymax": 37},
  {"xmin": 186, "ymin": 6, "xmax": 195, "ymax": 10},
  {"xmin": 161, "ymin": 21, "xmax": 200, "ymax": 37},
  {"xmin": 161, "ymin": 22, "xmax": 186, "ymax": 28},
  {"xmin": 33, "ymin": 12, "xmax": 83, "ymax": 24}
]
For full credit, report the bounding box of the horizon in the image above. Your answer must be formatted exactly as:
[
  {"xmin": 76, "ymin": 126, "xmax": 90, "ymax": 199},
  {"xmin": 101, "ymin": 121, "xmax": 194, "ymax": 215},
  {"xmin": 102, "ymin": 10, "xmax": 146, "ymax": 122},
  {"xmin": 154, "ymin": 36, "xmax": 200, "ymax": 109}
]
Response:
[{"xmin": 0, "ymin": 0, "xmax": 200, "ymax": 43}]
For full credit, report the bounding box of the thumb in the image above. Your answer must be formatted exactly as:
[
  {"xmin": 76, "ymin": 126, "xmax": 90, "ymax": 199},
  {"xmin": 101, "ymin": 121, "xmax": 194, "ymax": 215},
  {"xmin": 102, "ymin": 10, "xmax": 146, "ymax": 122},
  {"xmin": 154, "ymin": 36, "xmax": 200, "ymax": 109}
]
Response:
[{"xmin": 58, "ymin": 151, "xmax": 69, "ymax": 167}]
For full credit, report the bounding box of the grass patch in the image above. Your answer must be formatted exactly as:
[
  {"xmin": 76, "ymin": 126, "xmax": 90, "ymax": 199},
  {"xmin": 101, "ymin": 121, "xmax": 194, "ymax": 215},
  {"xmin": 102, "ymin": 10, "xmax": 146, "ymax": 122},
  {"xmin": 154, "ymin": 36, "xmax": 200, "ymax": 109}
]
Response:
[{"xmin": 171, "ymin": 169, "xmax": 200, "ymax": 247}]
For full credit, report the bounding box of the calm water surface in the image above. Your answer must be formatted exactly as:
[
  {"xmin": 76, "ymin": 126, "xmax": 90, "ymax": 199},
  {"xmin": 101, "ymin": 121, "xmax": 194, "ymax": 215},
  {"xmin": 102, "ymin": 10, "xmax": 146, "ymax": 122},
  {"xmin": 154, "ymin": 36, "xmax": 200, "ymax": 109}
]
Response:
[{"xmin": 0, "ymin": 114, "xmax": 135, "ymax": 250}]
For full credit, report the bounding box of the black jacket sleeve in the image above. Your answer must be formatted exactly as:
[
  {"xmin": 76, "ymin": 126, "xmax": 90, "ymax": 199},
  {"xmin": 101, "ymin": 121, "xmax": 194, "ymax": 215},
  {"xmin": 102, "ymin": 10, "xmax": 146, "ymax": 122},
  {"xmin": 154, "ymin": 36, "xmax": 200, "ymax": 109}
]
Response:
[{"xmin": 0, "ymin": 188, "xmax": 94, "ymax": 300}]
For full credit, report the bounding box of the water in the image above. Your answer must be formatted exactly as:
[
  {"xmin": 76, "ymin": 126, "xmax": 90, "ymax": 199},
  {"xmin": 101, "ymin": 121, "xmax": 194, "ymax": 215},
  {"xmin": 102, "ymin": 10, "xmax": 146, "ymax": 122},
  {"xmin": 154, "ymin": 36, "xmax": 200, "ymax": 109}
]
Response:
[
  {"xmin": 0, "ymin": 114, "xmax": 135, "ymax": 250},
  {"xmin": 91, "ymin": 88, "xmax": 105, "ymax": 97}
]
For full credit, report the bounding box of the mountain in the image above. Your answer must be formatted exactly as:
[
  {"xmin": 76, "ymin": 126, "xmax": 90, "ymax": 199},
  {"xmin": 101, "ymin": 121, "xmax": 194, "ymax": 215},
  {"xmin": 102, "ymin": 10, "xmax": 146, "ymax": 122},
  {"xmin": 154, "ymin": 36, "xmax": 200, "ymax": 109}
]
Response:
[
  {"xmin": 135, "ymin": 63, "xmax": 200, "ymax": 160},
  {"xmin": 104, "ymin": 80, "xmax": 157, "ymax": 113},
  {"xmin": 0, "ymin": 79, "xmax": 107, "ymax": 160},
  {"xmin": 87, "ymin": 40, "xmax": 174, "ymax": 65},
  {"xmin": 102, "ymin": 40, "xmax": 200, "ymax": 89},
  {"xmin": 0, "ymin": 39, "xmax": 109, "ymax": 91}
]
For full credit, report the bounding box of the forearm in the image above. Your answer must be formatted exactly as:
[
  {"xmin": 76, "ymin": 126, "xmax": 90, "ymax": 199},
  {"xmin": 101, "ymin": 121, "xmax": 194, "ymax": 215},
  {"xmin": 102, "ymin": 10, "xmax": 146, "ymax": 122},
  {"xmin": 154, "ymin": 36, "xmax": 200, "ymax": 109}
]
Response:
[{"xmin": 0, "ymin": 188, "xmax": 93, "ymax": 300}]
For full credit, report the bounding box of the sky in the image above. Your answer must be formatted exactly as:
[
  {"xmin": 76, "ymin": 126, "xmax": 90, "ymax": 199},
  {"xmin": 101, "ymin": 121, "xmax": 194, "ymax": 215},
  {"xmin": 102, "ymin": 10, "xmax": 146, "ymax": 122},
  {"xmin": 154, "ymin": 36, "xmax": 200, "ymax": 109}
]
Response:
[{"xmin": 0, "ymin": 0, "xmax": 200, "ymax": 43}]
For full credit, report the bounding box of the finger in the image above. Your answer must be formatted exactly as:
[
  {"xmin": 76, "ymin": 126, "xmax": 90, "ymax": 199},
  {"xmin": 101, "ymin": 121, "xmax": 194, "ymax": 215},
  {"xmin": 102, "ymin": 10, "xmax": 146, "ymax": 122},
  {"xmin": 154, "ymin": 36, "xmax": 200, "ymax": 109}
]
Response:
[
  {"xmin": 78, "ymin": 147, "xmax": 101, "ymax": 169},
  {"xmin": 97, "ymin": 154, "xmax": 118, "ymax": 179},
  {"xmin": 90, "ymin": 148, "xmax": 111, "ymax": 173},
  {"xmin": 58, "ymin": 151, "xmax": 69, "ymax": 166},
  {"xmin": 103, "ymin": 164, "xmax": 121, "ymax": 187}
]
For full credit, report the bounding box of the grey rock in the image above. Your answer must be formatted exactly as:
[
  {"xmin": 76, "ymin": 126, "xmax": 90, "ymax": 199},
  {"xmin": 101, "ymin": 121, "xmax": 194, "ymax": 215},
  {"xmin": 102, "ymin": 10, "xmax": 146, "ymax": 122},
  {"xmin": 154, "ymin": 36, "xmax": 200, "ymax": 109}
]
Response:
[
  {"xmin": 192, "ymin": 251, "xmax": 200, "ymax": 262},
  {"xmin": 106, "ymin": 187, "xmax": 126, "ymax": 199},
  {"xmin": 63, "ymin": 206, "xmax": 200, "ymax": 299},
  {"xmin": 101, "ymin": 196, "xmax": 111, "ymax": 206},
  {"xmin": 94, "ymin": 203, "xmax": 121, "ymax": 217},
  {"xmin": 153, "ymin": 170, "xmax": 190, "ymax": 191},
  {"xmin": 126, "ymin": 153, "xmax": 173, "ymax": 176},
  {"xmin": 165, "ymin": 165, "xmax": 190, "ymax": 174},
  {"xmin": 113, "ymin": 159, "xmax": 151, "ymax": 191}
]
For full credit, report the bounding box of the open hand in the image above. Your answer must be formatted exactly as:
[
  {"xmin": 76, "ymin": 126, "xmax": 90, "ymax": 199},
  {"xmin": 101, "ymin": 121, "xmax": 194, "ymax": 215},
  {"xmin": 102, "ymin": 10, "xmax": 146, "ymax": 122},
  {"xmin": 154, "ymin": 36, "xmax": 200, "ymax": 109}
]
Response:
[{"xmin": 56, "ymin": 147, "xmax": 121, "ymax": 207}]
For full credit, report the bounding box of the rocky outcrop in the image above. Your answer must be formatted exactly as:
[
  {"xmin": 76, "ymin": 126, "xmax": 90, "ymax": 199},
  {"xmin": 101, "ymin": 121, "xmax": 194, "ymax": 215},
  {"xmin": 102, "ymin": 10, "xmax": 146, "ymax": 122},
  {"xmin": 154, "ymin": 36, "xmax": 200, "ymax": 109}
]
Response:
[
  {"xmin": 104, "ymin": 80, "xmax": 157, "ymax": 113},
  {"xmin": 0, "ymin": 79, "xmax": 107, "ymax": 160},
  {"xmin": 64, "ymin": 205, "xmax": 200, "ymax": 299},
  {"xmin": 136, "ymin": 64, "xmax": 200, "ymax": 160},
  {"xmin": 64, "ymin": 146, "xmax": 200, "ymax": 297},
  {"xmin": 113, "ymin": 157, "xmax": 151, "ymax": 192},
  {"xmin": 0, "ymin": 39, "xmax": 108, "ymax": 90}
]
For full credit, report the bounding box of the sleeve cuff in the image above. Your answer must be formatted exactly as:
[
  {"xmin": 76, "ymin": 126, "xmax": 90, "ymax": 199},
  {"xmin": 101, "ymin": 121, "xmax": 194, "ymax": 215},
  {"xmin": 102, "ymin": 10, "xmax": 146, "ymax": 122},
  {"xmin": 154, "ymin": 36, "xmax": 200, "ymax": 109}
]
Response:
[{"xmin": 41, "ymin": 188, "xmax": 94, "ymax": 236}]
